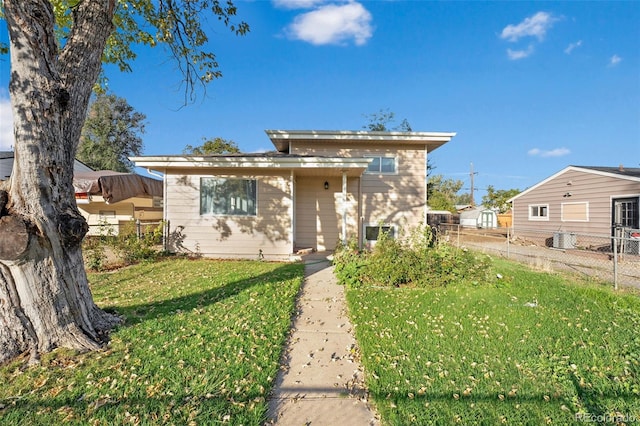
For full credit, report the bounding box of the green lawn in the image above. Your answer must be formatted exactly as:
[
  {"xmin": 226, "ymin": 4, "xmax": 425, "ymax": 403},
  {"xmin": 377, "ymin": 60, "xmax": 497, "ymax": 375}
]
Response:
[
  {"xmin": 0, "ymin": 258, "xmax": 304, "ymax": 425},
  {"xmin": 347, "ymin": 258, "xmax": 640, "ymax": 425}
]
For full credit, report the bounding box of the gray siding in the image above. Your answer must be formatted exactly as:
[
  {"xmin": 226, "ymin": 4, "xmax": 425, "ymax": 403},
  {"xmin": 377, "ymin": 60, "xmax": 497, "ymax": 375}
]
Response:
[{"xmin": 513, "ymin": 168, "xmax": 640, "ymax": 237}]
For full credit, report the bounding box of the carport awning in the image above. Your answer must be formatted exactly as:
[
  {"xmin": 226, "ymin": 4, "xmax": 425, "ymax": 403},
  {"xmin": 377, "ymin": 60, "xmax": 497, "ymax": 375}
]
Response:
[
  {"xmin": 129, "ymin": 154, "xmax": 373, "ymax": 177},
  {"xmin": 74, "ymin": 170, "xmax": 163, "ymax": 204}
]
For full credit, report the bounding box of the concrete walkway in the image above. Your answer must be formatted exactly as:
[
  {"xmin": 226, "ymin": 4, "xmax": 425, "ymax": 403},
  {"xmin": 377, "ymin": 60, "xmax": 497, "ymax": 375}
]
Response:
[{"xmin": 266, "ymin": 254, "xmax": 379, "ymax": 425}]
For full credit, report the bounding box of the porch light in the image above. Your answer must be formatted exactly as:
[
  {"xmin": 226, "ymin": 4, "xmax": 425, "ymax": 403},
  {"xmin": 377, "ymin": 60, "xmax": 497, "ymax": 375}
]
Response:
[{"xmin": 324, "ymin": 181, "xmax": 329, "ymax": 190}]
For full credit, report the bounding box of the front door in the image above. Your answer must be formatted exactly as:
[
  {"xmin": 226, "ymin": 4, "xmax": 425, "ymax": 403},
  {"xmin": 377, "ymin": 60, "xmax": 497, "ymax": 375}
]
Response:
[{"xmin": 295, "ymin": 177, "xmax": 340, "ymax": 252}]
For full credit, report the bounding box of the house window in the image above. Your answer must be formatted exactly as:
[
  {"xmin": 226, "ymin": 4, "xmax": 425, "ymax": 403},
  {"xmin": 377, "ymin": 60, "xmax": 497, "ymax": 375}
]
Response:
[
  {"xmin": 366, "ymin": 156, "xmax": 396, "ymax": 174},
  {"xmin": 561, "ymin": 202, "xmax": 589, "ymax": 222},
  {"xmin": 201, "ymin": 177, "xmax": 257, "ymax": 216},
  {"xmin": 364, "ymin": 225, "xmax": 396, "ymax": 241},
  {"xmin": 529, "ymin": 204, "xmax": 549, "ymax": 221}
]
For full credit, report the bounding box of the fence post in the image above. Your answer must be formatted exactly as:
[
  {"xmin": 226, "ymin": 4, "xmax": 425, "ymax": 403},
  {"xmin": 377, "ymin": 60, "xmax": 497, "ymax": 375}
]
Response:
[
  {"xmin": 506, "ymin": 227, "xmax": 510, "ymax": 258},
  {"xmin": 136, "ymin": 219, "xmax": 141, "ymax": 239},
  {"xmin": 612, "ymin": 234, "xmax": 618, "ymax": 290}
]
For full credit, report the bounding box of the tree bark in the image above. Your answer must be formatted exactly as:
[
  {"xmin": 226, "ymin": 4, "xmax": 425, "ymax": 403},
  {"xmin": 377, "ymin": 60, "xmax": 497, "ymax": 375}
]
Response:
[{"xmin": 0, "ymin": 0, "xmax": 121, "ymax": 365}]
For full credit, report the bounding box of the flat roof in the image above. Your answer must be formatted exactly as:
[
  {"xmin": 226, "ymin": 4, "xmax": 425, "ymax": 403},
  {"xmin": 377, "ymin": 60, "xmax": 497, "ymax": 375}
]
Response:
[{"xmin": 265, "ymin": 130, "xmax": 456, "ymax": 153}]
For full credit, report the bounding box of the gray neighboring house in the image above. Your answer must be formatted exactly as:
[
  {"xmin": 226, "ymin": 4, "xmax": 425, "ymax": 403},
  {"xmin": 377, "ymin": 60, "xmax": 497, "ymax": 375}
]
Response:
[{"xmin": 509, "ymin": 165, "xmax": 640, "ymax": 248}]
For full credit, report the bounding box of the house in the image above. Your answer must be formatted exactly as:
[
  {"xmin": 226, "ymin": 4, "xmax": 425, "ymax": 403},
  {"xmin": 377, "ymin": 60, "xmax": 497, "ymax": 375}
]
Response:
[
  {"xmin": 1, "ymin": 152, "xmax": 163, "ymax": 236},
  {"xmin": 131, "ymin": 130, "xmax": 456, "ymax": 260},
  {"xmin": 509, "ymin": 165, "xmax": 640, "ymax": 248},
  {"xmin": 459, "ymin": 206, "xmax": 498, "ymax": 229},
  {"xmin": 73, "ymin": 170, "xmax": 163, "ymax": 236}
]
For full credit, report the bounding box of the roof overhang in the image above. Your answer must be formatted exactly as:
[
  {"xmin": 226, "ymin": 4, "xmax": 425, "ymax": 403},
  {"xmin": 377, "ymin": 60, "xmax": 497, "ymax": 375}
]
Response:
[
  {"xmin": 508, "ymin": 165, "xmax": 640, "ymax": 203},
  {"xmin": 129, "ymin": 155, "xmax": 373, "ymax": 177},
  {"xmin": 265, "ymin": 130, "xmax": 456, "ymax": 153}
]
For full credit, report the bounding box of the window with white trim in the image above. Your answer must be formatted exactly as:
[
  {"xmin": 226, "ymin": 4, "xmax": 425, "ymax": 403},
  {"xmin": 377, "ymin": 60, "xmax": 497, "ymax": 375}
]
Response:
[
  {"xmin": 366, "ymin": 156, "xmax": 396, "ymax": 174},
  {"xmin": 201, "ymin": 177, "xmax": 257, "ymax": 216},
  {"xmin": 561, "ymin": 202, "xmax": 589, "ymax": 222},
  {"xmin": 364, "ymin": 225, "xmax": 396, "ymax": 242},
  {"xmin": 529, "ymin": 204, "xmax": 549, "ymax": 220}
]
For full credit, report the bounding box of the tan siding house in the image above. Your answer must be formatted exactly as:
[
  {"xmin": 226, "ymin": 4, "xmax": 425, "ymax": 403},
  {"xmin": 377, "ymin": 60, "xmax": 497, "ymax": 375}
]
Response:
[
  {"xmin": 131, "ymin": 130, "xmax": 455, "ymax": 260},
  {"xmin": 509, "ymin": 166, "xmax": 640, "ymax": 247}
]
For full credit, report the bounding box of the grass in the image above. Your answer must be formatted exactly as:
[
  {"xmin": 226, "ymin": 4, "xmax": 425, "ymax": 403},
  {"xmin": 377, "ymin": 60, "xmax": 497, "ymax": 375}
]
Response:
[
  {"xmin": 0, "ymin": 258, "xmax": 304, "ymax": 425},
  {"xmin": 347, "ymin": 258, "xmax": 640, "ymax": 425}
]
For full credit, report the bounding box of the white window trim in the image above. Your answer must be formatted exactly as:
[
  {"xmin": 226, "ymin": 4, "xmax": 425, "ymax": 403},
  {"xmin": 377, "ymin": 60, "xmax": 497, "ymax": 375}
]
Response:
[
  {"xmin": 200, "ymin": 177, "xmax": 258, "ymax": 217},
  {"xmin": 363, "ymin": 155, "xmax": 397, "ymax": 175},
  {"xmin": 528, "ymin": 204, "xmax": 549, "ymax": 221},
  {"xmin": 363, "ymin": 223, "xmax": 397, "ymax": 243},
  {"xmin": 561, "ymin": 201, "xmax": 589, "ymax": 222}
]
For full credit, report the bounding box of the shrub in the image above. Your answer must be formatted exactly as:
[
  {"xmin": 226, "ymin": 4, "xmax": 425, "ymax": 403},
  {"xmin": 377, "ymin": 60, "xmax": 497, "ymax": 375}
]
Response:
[
  {"xmin": 82, "ymin": 220, "xmax": 166, "ymax": 270},
  {"xmin": 333, "ymin": 238, "xmax": 368, "ymax": 288},
  {"xmin": 333, "ymin": 223, "xmax": 491, "ymax": 288},
  {"xmin": 83, "ymin": 237, "xmax": 106, "ymax": 271},
  {"xmin": 111, "ymin": 220, "xmax": 164, "ymax": 264}
]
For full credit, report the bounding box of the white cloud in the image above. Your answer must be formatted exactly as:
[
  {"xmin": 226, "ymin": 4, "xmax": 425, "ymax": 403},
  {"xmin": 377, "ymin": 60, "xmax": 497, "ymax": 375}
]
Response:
[
  {"xmin": 507, "ymin": 45, "xmax": 535, "ymax": 60},
  {"xmin": 564, "ymin": 40, "xmax": 582, "ymax": 54},
  {"xmin": 285, "ymin": 2, "xmax": 373, "ymax": 46},
  {"xmin": 609, "ymin": 54, "xmax": 622, "ymax": 67},
  {"xmin": 0, "ymin": 97, "xmax": 14, "ymax": 151},
  {"xmin": 500, "ymin": 11, "xmax": 558, "ymax": 42},
  {"xmin": 528, "ymin": 147, "xmax": 571, "ymax": 158},
  {"xmin": 272, "ymin": 0, "xmax": 327, "ymax": 9}
]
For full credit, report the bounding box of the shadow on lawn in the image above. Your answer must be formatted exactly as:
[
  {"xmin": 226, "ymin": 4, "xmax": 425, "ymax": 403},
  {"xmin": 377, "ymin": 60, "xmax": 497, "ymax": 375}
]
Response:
[
  {"xmin": 0, "ymin": 390, "xmax": 268, "ymax": 424},
  {"xmin": 367, "ymin": 389, "xmax": 639, "ymax": 421},
  {"xmin": 99, "ymin": 261, "xmax": 304, "ymax": 327}
]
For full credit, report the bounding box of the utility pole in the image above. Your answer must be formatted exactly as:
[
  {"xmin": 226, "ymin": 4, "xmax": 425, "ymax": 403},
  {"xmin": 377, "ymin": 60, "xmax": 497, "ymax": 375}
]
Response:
[{"xmin": 470, "ymin": 162, "xmax": 478, "ymax": 207}]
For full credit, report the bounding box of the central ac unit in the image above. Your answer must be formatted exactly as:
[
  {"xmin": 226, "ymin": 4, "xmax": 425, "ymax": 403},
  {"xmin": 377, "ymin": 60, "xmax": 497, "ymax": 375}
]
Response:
[{"xmin": 553, "ymin": 232, "xmax": 576, "ymax": 249}]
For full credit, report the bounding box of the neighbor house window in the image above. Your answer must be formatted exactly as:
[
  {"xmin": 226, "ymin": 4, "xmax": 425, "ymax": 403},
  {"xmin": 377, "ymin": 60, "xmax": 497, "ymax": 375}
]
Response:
[
  {"xmin": 364, "ymin": 225, "xmax": 396, "ymax": 241},
  {"xmin": 529, "ymin": 204, "xmax": 549, "ymax": 220},
  {"xmin": 99, "ymin": 210, "xmax": 116, "ymax": 218},
  {"xmin": 561, "ymin": 202, "xmax": 589, "ymax": 222},
  {"xmin": 366, "ymin": 156, "xmax": 396, "ymax": 174},
  {"xmin": 201, "ymin": 177, "xmax": 257, "ymax": 216}
]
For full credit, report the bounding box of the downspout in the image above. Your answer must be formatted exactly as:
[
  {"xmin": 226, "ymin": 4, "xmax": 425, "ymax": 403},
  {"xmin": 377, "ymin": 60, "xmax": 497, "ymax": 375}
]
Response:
[
  {"xmin": 290, "ymin": 170, "xmax": 295, "ymax": 254},
  {"xmin": 424, "ymin": 147, "xmax": 428, "ymax": 224},
  {"xmin": 145, "ymin": 167, "xmax": 167, "ymax": 227},
  {"xmin": 358, "ymin": 172, "xmax": 363, "ymax": 250},
  {"xmin": 342, "ymin": 171, "xmax": 347, "ymax": 244},
  {"xmin": 149, "ymin": 168, "xmax": 169, "ymax": 251}
]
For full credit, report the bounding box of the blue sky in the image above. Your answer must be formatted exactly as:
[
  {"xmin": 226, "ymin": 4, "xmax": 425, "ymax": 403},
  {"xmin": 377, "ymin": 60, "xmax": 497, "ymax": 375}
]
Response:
[{"xmin": 1, "ymin": 1, "xmax": 639, "ymax": 202}]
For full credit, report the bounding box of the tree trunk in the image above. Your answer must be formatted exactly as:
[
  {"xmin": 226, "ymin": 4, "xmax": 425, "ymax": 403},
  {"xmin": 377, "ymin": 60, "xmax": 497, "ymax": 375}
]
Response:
[{"xmin": 0, "ymin": 0, "xmax": 120, "ymax": 365}]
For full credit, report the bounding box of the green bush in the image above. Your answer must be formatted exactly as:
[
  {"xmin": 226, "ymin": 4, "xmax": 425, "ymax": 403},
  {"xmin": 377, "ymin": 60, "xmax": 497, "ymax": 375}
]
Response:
[
  {"xmin": 333, "ymin": 223, "xmax": 491, "ymax": 288},
  {"xmin": 82, "ymin": 236, "xmax": 106, "ymax": 271},
  {"xmin": 82, "ymin": 220, "xmax": 165, "ymax": 270},
  {"xmin": 333, "ymin": 238, "xmax": 368, "ymax": 288},
  {"xmin": 111, "ymin": 220, "xmax": 164, "ymax": 264}
]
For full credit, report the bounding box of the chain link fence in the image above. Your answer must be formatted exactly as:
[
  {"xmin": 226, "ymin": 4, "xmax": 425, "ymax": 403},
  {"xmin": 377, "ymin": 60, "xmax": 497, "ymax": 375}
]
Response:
[{"xmin": 437, "ymin": 224, "xmax": 640, "ymax": 290}]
